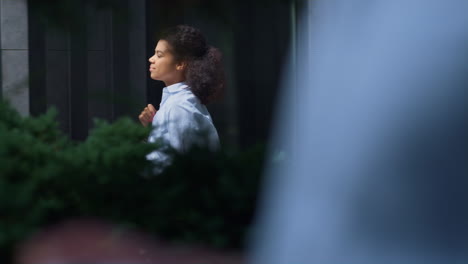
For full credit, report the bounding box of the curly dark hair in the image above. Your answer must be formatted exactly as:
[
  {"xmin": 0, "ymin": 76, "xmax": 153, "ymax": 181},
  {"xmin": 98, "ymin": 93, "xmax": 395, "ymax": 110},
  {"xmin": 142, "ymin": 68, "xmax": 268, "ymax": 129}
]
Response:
[{"xmin": 159, "ymin": 25, "xmax": 225, "ymax": 105}]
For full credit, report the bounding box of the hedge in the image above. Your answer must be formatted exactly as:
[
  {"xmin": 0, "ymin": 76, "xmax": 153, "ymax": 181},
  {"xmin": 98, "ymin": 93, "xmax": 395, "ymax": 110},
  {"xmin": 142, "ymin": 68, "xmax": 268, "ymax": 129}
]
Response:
[{"xmin": 0, "ymin": 100, "xmax": 265, "ymax": 262}]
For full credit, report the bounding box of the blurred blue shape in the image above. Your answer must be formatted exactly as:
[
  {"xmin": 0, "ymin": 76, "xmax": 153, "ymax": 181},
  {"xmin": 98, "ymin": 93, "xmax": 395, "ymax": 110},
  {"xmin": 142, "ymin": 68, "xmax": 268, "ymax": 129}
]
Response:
[{"xmin": 250, "ymin": 0, "xmax": 468, "ymax": 263}]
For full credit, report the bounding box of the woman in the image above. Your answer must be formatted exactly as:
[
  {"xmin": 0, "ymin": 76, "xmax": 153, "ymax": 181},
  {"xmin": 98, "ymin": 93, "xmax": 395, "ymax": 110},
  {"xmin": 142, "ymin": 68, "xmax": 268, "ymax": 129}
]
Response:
[{"xmin": 139, "ymin": 25, "xmax": 224, "ymax": 168}]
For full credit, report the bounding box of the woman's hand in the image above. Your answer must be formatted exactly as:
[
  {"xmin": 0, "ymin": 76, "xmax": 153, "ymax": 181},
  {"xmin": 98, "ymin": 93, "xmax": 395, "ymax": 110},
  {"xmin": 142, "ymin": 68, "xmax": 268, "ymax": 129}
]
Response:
[{"xmin": 139, "ymin": 104, "xmax": 157, "ymax": 127}]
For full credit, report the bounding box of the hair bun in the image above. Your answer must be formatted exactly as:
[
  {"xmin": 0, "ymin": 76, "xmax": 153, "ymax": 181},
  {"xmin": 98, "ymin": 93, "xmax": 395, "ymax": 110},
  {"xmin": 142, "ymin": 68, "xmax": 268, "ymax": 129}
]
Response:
[{"xmin": 186, "ymin": 45, "xmax": 225, "ymax": 104}]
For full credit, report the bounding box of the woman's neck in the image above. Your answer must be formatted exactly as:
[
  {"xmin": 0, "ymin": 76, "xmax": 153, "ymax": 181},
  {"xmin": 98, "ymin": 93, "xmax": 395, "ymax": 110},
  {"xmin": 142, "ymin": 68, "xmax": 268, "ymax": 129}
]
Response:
[{"xmin": 164, "ymin": 76, "xmax": 185, "ymax": 87}]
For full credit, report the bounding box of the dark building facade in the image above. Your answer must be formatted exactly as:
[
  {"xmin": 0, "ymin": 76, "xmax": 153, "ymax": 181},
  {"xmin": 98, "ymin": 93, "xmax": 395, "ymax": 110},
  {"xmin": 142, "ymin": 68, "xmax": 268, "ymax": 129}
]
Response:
[{"xmin": 26, "ymin": 0, "xmax": 301, "ymax": 147}]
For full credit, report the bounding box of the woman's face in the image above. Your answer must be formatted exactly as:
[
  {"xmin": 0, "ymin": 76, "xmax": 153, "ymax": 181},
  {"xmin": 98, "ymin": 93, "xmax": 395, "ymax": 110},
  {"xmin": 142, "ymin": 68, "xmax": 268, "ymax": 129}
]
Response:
[{"xmin": 148, "ymin": 40, "xmax": 183, "ymax": 84}]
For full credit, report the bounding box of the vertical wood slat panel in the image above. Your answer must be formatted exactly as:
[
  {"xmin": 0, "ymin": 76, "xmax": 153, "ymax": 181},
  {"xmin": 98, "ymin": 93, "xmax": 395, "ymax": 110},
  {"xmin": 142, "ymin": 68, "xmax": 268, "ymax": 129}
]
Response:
[
  {"xmin": 45, "ymin": 19, "xmax": 71, "ymax": 133},
  {"xmin": 234, "ymin": 1, "xmax": 292, "ymax": 147},
  {"xmin": 128, "ymin": 0, "xmax": 147, "ymax": 120},
  {"xmin": 28, "ymin": 1, "xmax": 147, "ymax": 140},
  {"xmin": 46, "ymin": 50, "xmax": 70, "ymax": 133},
  {"xmin": 69, "ymin": 4, "xmax": 88, "ymax": 140},
  {"xmin": 87, "ymin": 50, "xmax": 109, "ymax": 127},
  {"xmin": 234, "ymin": 1, "xmax": 255, "ymax": 147},
  {"xmin": 27, "ymin": 0, "xmax": 47, "ymax": 116},
  {"xmin": 0, "ymin": 1, "xmax": 2, "ymax": 101},
  {"xmin": 109, "ymin": 0, "xmax": 129, "ymax": 120},
  {"xmin": 87, "ymin": 6, "xmax": 111, "ymax": 129}
]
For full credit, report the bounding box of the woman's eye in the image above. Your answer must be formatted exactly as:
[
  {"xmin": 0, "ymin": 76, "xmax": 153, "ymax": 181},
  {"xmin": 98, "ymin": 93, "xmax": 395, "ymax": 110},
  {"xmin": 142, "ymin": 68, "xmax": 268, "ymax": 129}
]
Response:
[{"xmin": 157, "ymin": 55, "xmax": 162, "ymax": 58}]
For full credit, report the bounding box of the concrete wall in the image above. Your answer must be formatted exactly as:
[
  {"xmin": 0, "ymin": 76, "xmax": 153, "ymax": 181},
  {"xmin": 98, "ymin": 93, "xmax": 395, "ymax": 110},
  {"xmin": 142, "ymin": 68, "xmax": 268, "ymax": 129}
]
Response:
[{"xmin": 1, "ymin": 0, "xmax": 29, "ymax": 116}]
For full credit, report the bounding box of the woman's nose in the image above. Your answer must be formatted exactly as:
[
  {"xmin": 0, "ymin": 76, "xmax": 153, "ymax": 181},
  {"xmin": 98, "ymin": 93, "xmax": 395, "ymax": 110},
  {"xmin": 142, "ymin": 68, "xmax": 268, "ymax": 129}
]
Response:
[{"xmin": 148, "ymin": 56, "xmax": 154, "ymax": 63}]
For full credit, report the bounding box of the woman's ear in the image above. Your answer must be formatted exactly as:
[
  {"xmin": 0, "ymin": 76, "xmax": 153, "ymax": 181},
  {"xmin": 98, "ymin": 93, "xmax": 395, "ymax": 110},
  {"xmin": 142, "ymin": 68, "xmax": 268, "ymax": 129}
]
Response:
[{"xmin": 176, "ymin": 61, "xmax": 187, "ymax": 71}]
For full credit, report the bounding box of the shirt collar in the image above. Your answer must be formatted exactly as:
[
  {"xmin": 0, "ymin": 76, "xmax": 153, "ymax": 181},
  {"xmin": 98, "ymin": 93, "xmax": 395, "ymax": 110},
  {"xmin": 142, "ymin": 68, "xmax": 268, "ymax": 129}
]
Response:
[{"xmin": 164, "ymin": 82, "xmax": 189, "ymax": 94}]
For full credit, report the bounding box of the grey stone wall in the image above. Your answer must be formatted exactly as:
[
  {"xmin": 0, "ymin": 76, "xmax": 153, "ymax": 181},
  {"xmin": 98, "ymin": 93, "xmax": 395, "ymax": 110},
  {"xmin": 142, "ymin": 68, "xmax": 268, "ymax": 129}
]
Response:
[{"xmin": 1, "ymin": 0, "xmax": 29, "ymax": 116}]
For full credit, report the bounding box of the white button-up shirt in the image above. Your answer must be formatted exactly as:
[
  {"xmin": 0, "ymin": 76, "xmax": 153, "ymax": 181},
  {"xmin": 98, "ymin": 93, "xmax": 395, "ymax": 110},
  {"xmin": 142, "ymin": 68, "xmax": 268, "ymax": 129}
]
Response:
[{"xmin": 146, "ymin": 82, "xmax": 220, "ymax": 167}]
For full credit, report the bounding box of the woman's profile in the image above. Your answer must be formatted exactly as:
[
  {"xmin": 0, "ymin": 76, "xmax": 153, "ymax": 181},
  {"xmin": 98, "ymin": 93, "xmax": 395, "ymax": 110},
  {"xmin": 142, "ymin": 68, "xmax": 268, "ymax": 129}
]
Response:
[{"xmin": 139, "ymin": 25, "xmax": 225, "ymax": 169}]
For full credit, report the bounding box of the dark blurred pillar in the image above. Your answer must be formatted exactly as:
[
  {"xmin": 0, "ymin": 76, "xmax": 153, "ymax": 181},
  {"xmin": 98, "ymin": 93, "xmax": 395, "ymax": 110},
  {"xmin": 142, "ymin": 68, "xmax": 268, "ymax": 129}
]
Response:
[{"xmin": 233, "ymin": 0, "xmax": 292, "ymax": 148}]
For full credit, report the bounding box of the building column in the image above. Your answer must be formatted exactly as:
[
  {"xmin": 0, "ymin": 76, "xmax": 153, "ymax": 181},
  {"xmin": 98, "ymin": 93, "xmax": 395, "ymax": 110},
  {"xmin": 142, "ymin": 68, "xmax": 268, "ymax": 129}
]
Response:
[{"xmin": 1, "ymin": 0, "xmax": 29, "ymax": 116}]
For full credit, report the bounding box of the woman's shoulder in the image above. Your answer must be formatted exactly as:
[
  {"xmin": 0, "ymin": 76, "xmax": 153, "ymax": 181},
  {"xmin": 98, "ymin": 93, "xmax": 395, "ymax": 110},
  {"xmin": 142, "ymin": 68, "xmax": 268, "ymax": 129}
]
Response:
[
  {"xmin": 171, "ymin": 87, "xmax": 203, "ymax": 106},
  {"xmin": 165, "ymin": 93, "xmax": 202, "ymax": 116}
]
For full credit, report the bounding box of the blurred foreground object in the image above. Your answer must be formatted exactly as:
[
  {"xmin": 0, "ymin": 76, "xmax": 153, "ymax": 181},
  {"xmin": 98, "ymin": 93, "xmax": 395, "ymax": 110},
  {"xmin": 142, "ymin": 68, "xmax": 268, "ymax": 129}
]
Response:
[
  {"xmin": 16, "ymin": 219, "xmax": 243, "ymax": 264},
  {"xmin": 250, "ymin": 0, "xmax": 468, "ymax": 263}
]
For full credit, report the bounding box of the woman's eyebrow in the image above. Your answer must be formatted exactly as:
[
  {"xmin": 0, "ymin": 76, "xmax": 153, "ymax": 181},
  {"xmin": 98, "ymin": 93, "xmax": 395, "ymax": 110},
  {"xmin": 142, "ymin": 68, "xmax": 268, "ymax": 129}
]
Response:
[{"xmin": 156, "ymin": 49, "xmax": 164, "ymax": 54}]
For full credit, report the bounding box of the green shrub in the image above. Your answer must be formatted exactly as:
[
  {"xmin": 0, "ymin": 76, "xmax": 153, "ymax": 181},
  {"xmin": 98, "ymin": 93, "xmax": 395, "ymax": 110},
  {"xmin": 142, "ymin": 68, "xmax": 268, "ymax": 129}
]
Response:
[{"xmin": 0, "ymin": 100, "xmax": 264, "ymax": 262}]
